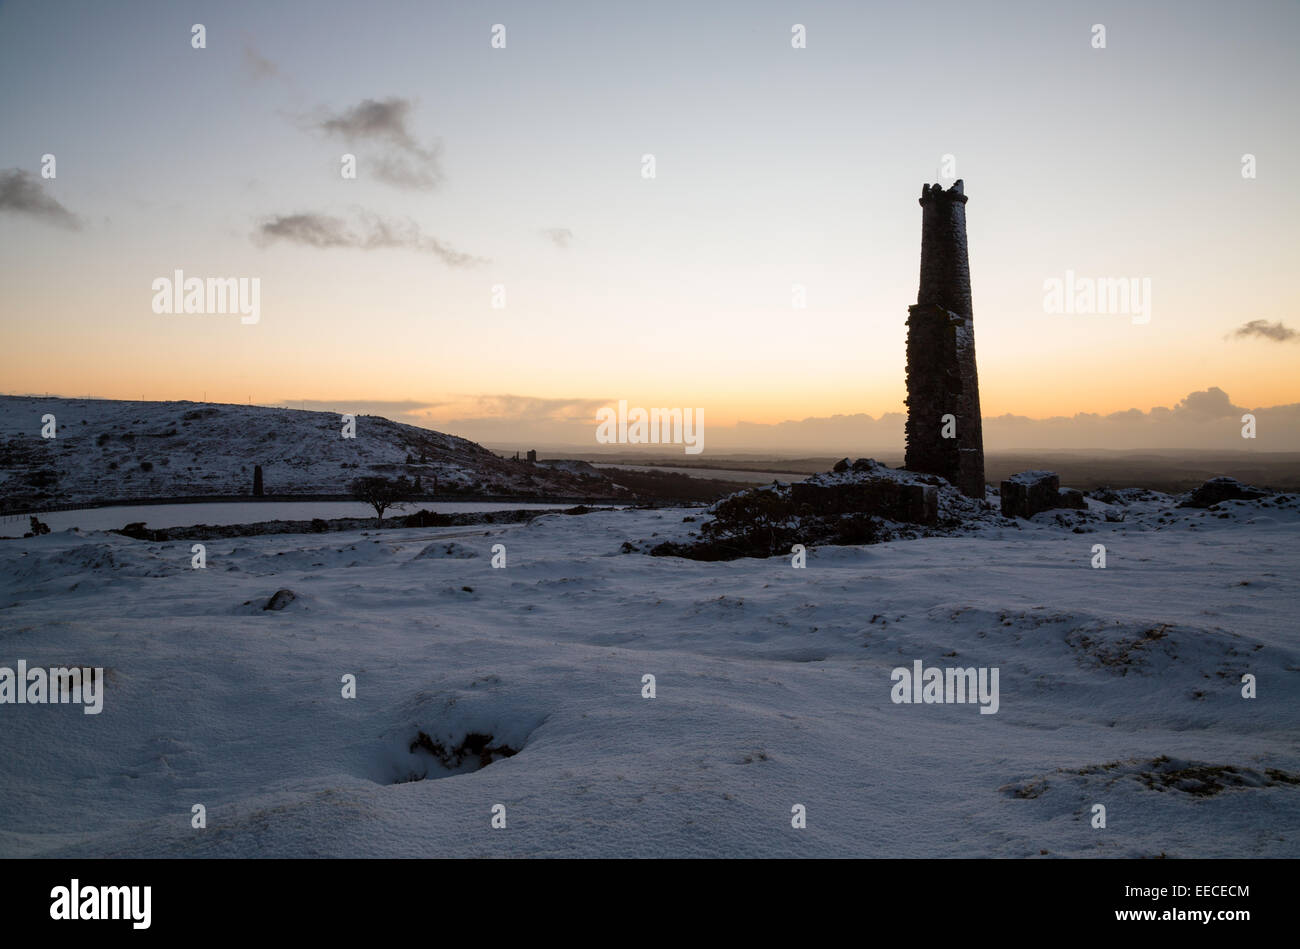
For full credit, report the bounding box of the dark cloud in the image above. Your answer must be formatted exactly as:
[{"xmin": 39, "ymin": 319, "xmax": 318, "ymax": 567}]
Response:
[
  {"xmin": 256, "ymin": 213, "xmax": 353, "ymax": 248},
  {"xmin": 1231, "ymin": 319, "xmax": 1298, "ymax": 342},
  {"xmin": 252, "ymin": 211, "xmax": 484, "ymax": 267},
  {"xmin": 315, "ymin": 97, "xmax": 443, "ymax": 190},
  {"xmin": 541, "ymin": 228, "xmax": 573, "ymax": 248},
  {"xmin": 0, "ymin": 169, "xmax": 80, "ymax": 229}
]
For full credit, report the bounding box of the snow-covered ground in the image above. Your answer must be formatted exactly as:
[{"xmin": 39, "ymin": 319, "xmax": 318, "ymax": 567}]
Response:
[{"xmin": 0, "ymin": 496, "xmax": 1296, "ymax": 858}]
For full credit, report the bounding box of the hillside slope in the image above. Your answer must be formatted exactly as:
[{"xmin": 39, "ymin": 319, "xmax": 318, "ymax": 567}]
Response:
[{"xmin": 0, "ymin": 396, "xmax": 625, "ymax": 509}]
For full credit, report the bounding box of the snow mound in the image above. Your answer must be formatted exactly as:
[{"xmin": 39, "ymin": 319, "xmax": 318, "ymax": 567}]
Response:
[{"xmin": 411, "ymin": 541, "xmax": 481, "ymax": 561}]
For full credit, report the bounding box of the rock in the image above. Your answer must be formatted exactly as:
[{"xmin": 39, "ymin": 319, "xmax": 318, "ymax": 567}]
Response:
[
  {"xmin": 1000, "ymin": 471, "xmax": 1087, "ymax": 518},
  {"xmin": 263, "ymin": 589, "xmax": 297, "ymax": 611},
  {"xmin": 1179, "ymin": 477, "xmax": 1269, "ymax": 508},
  {"xmin": 832, "ymin": 458, "xmax": 850, "ymax": 473},
  {"xmin": 1057, "ymin": 488, "xmax": 1087, "ymax": 510},
  {"xmin": 1000, "ymin": 471, "xmax": 1059, "ymax": 518}
]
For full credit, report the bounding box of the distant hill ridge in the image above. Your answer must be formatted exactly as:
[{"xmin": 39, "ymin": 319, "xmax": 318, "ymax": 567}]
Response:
[{"xmin": 0, "ymin": 396, "xmax": 623, "ymax": 511}]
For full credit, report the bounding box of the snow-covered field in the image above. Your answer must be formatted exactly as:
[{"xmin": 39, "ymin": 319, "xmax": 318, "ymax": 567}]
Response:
[{"xmin": 0, "ymin": 497, "xmax": 1296, "ymax": 858}]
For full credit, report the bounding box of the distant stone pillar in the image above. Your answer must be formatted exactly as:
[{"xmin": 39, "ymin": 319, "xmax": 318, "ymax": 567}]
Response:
[{"xmin": 905, "ymin": 180, "xmax": 985, "ymax": 498}]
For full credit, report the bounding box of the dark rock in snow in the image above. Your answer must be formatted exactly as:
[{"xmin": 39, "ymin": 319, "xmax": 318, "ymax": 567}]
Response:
[
  {"xmin": 1179, "ymin": 477, "xmax": 1270, "ymax": 508},
  {"xmin": 1057, "ymin": 488, "xmax": 1087, "ymax": 510},
  {"xmin": 1000, "ymin": 471, "xmax": 1060, "ymax": 518},
  {"xmin": 263, "ymin": 589, "xmax": 297, "ymax": 611},
  {"xmin": 1000, "ymin": 471, "xmax": 1088, "ymax": 519}
]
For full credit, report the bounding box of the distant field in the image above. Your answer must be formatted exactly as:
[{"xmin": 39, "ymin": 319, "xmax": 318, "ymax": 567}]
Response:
[{"xmin": 570, "ymin": 450, "xmax": 1300, "ymax": 494}]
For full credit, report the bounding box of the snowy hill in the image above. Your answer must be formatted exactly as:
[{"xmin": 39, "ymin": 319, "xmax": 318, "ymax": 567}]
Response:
[{"xmin": 0, "ymin": 396, "xmax": 625, "ymax": 510}]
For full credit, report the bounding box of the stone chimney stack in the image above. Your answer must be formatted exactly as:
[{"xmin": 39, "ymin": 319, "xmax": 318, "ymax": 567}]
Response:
[{"xmin": 904, "ymin": 179, "xmax": 986, "ymax": 498}]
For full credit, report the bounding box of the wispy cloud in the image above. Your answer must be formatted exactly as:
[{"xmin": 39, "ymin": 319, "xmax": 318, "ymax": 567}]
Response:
[
  {"xmin": 0, "ymin": 169, "xmax": 80, "ymax": 229},
  {"xmin": 242, "ymin": 42, "xmax": 279, "ymax": 81},
  {"xmin": 455, "ymin": 394, "xmax": 611, "ymax": 422},
  {"xmin": 252, "ymin": 211, "xmax": 485, "ymax": 267},
  {"xmin": 312, "ymin": 97, "xmax": 443, "ymax": 191},
  {"xmin": 1230, "ymin": 319, "xmax": 1298, "ymax": 343},
  {"xmin": 541, "ymin": 228, "xmax": 573, "ymax": 248},
  {"xmin": 272, "ymin": 399, "xmax": 450, "ymax": 426}
]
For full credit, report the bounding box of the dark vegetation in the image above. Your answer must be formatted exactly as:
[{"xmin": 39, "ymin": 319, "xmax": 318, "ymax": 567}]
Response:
[
  {"xmin": 349, "ymin": 475, "xmax": 413, "ymax": 523},
  {"xmin": 649, "ymin": 485, "xmax": 884, "ymax": 561},
  {"xmin": 408, "ymin": 731, "xmax": 520, "ymax": 771}
]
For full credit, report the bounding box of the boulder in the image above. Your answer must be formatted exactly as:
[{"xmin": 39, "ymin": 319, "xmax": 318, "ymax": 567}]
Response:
[
  {"xmin": 1179, "ymin": 477, "xmax": 1269, "ymax": 508},
  {"xmin": 1000, "ymin": 471, "xmax": 1060, "ymax": 518},
  {"xmin": 1057, "ymin": 488, "xmax": 1087, "ymax": 510},
  {"xmin": 1000, "ymin": 471, "xmax": 1088, "ymax": 519},
  {"xmin": 263, "ymin": 589, "xmax": 297, "ymax": 611}
]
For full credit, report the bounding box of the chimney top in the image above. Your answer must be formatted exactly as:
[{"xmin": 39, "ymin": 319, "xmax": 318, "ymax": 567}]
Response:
[{"xmin": 919, "ymin": 179, "xmax": 967, "ymax": 206}]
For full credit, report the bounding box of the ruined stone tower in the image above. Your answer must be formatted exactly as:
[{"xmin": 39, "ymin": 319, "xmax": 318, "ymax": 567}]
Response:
[{"xmin": 904, "ymin": 179, "xmax": 985, "ymax": 498}]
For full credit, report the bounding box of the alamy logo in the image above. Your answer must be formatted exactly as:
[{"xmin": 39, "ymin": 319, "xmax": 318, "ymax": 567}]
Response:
[
  {"xmin": 595, "ymin": 400, "xmax": 703, "ymax": 455},
  {"xmin": 151, "ymin": 270, "xmax": 260, "ymax": 324},
  {"xmin": 50, "ymin": 879, "xmax": 150, "ymax": 929},
  {"xmin": 1043, "ymin": 270, "xmax": 1150, "ymax": 325},
  {"xmin": 890, "ymin": 660, "xmax": 999, "ymax": 714},
  {"xmin": 0, "ymin": 661, "xmax": 104, "ymax": 714}
]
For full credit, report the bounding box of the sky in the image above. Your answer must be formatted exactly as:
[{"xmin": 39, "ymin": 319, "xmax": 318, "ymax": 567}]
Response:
[{"xmin": 1, "ymin": 0, "xmax": 1298, "ymax": 451}]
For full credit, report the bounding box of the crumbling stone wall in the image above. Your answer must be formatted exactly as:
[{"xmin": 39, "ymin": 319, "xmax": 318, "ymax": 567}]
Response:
[
  {"xmin": 790, "ymin": 480, "xmax": 937, "ymax": 526},
  {"xmin": 904, "ymin": 180, "xmax": 986, "ymax": 499}
]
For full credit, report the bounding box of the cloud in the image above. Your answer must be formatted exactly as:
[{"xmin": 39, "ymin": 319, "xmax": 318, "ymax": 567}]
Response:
[
  {"xmin": 453, "ymin": 394, "xmax": 610, "ymax": 423},
  {"xmin": 1230, "ymin": 319, "xmax": 1298, "ymax": 342},
  {"xmin": 0, "ymin": 169, "xmax": 81, "ymax": 229},
  {"xmin": 242, "ymin": 42, "xmax": 279, "ymax": 81},
  {"xmin": 266, "ymin": 388, "xmax": 1300, "ymax": 453},
  {"xmin": 314, "ymin": 97, "xmax": 443, "ymax": 190},
  {"xmin": 1171, "ymin": 386, "xmax": 1244, "ymax": 420},
  {"xmin": 541, "ymin": 228, "xmax": 573, "ymax": 248},
  {"xmin": 272, "ymin": 399, "xmax": 450, "ymax": 428},
  {"xmin": 252, "ymin": 211, "xmax": 485, "ymax": 267}
]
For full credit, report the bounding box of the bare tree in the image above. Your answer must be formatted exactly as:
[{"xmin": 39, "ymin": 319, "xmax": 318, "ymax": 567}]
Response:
[{"xmin": 349, "ymin": 475, "xmax": 410, "ymax": 524}]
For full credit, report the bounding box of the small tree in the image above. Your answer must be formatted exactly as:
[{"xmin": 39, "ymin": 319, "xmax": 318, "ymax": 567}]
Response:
[
  {"xmin": 253, "ymin": 464, "xmax": 264, "ymax": 497},
  {"xmin": 349, "ymin": 475, "xmax": 410, "ymax": 524}
]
